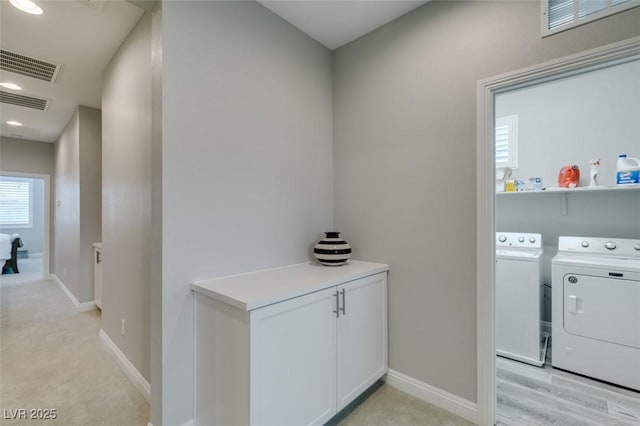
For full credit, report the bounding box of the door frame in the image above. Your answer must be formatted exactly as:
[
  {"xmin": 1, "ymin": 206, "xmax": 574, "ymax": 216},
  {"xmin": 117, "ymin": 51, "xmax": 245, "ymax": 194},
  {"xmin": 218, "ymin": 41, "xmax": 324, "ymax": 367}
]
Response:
[
  {"xmin": 0, "ymin": 171, "xmax": 51, "ymax": 278},
  {"xmin": 475, "ymin": 36, "xmax": 640, "ymax": 426}
]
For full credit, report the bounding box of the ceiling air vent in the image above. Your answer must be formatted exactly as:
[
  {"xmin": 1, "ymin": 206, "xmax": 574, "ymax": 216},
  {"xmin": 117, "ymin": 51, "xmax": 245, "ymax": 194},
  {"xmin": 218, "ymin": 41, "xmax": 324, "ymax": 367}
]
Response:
[
  {"xmin": 0, "ymin": 49, "xmax": 61, "ymax": 83},
  {"xmin": 0, "ymin": 90, "xmax": 49, "ymax": 111}
]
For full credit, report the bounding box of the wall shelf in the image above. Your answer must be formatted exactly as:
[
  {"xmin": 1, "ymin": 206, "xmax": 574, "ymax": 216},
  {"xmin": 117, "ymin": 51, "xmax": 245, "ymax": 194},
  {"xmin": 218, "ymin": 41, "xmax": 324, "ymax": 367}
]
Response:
[
  {"xmin": 496, "ymin": 185, "xmax": 640, "ymax": 196},
  {"xmin": 496, "ymin": 185, "xmax": 640, "ymax": 215}
]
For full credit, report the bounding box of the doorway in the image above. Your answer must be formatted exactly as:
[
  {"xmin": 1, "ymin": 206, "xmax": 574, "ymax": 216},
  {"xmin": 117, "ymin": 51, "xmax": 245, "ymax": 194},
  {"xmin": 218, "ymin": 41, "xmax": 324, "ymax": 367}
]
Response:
[
  {"xmin": 0, "ymin": 172, "xmax": 50, "ymax": 282},
  {"xmin": 476, "ymin": 36, "xmax": 640, "ymax": 425}
]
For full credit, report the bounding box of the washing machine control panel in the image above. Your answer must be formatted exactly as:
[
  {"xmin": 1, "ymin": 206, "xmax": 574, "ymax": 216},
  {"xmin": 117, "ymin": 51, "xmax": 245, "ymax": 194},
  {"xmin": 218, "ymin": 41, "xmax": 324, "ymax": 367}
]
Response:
[
  {"xmin": 496, "ymin": 232, "xmax": 542, "ymax": 249},
  {"xmin": 558, "ymin": 237, "xmax": 640, "ymax": 259}
]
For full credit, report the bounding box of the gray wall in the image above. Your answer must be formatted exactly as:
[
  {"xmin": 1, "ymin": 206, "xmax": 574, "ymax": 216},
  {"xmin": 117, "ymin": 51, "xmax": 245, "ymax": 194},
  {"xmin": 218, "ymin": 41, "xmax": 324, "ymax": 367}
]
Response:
[
  {"xmin": 54, "ymin": 112, "xmax": 81, "ymax": 292},
  {"xmin": 79, "ymin": 107, "xmax": 102, "ymax": 297},
  {"xmin": 0, "ymin": 137, "xmax": 54, "ymax": 259},
  {"xmin": 0, "ymin": 137, "xmax": 55, "ymax": 176},
  {"xmin": 495, "ymin": 59, "xmax": 640, "ymax": 188},
  {"xmin": 160, "ymin": 2, "xmax": 333, "ymax": 423},
  {"xmin": 54, "ymin": 106, "xmax": 101, "ymax": 303},
  {"xmin": 332, "ymin": 0, "xmax": 640, "ymax": 403},
  {"xmin": 101, "ymin": 12, "xmax": 151, "ymax": 383}
]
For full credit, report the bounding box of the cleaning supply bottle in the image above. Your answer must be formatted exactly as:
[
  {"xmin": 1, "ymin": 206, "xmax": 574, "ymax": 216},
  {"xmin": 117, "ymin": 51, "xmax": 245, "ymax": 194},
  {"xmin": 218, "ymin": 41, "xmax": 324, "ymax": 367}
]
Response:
[{"xmin": 616, "ymin": 154, "xmax": 640, "ymax": 185}]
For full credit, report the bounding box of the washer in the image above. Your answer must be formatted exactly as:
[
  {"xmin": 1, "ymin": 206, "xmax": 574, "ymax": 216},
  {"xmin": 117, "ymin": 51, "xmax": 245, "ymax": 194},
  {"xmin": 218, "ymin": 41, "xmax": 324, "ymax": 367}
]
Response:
[
  {"xmin": 496, "ymin": 232, "xmax": 545, "ymax": 366},
  {"xmin": 552, "ymin": 236, "xmax": 640, "ymax": 391}
]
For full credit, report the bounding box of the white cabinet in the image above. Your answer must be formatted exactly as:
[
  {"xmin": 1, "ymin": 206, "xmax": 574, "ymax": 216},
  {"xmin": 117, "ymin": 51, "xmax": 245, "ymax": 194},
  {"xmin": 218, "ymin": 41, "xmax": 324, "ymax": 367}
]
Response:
[
  {"xmin": 192, "ymin": 261, "xmax": 388, "ymax": 426},
  {"xmin": 93, "ymin": 243, "xmax": 102, "ymax": 310},
  {"xmin": 336, "ymin": 274, "xmax": 387, "ymax": 411},
  {"xmin": 251, "ymin": 287, "xmax": 337, "ymax": 426}
]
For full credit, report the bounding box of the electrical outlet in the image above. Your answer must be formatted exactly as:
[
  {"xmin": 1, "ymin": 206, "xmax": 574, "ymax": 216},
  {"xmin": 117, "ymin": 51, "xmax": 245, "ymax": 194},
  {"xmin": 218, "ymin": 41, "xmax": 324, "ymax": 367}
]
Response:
[{"xmin": 121, "ymin": 319, "xmax": 125, "ymax": 336}]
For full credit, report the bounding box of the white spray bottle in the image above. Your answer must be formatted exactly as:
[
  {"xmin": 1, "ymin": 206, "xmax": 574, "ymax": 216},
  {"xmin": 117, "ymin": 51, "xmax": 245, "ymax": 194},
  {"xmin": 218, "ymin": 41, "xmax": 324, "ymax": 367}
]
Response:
[{"xmin": 588, "ymin": 158, "xmax": 601, "ymax": 188}]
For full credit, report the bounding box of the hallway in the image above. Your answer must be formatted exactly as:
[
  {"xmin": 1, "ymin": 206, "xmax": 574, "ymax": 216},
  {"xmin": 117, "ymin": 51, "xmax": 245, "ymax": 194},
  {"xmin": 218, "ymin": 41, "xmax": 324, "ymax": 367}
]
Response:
[{"xmin": 0, "ymin": 272, "xmax": 149, "ymax": 425}]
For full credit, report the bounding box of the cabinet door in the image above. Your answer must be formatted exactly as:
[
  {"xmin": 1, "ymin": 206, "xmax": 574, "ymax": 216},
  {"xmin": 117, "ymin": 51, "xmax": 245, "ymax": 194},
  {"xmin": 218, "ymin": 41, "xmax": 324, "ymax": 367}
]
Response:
[
  {"xmin": 94, "ymin": 248, "xmax": 102, "ymax": 309},
  {"xmin": 250, "ymin": 287, "xmax": 337, "ymax": 426},
  {"xmin": 336, "ymin": 273, "xmax": 387, "ymax": 411}
]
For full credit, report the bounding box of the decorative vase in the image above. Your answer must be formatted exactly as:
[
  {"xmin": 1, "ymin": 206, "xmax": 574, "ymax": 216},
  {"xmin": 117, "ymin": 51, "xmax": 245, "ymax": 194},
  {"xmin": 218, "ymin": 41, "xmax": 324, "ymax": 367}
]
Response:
[{"xmin": 313, "ymin": 232, "xmax": 351, "ymax": 266}]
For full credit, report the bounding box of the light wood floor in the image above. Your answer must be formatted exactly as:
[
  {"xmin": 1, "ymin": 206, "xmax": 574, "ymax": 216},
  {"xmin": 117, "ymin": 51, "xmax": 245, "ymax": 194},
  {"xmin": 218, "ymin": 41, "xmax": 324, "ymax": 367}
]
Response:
[{"xmin": 497, "ymin": 356, "xmax": 640, "ymax": 426}]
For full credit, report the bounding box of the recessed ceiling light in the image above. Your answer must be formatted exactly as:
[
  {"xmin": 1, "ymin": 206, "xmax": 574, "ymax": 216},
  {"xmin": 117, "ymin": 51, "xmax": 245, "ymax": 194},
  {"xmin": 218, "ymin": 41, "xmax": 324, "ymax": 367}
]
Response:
[
  {"xmin": 0, "ymin": 82, "xmax": 22, "ymax": 90},
  {"xmin": 9, "ymin": 0, "xmax": 43, "ymax": 15},
  {"xmin": 6, "ymin": 121, "xmax": 23, "ymax": 126}
]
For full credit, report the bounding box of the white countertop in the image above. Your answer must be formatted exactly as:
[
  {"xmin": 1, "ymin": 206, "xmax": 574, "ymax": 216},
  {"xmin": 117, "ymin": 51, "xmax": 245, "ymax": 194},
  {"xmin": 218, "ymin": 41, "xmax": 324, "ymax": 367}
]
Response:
[
  {"xmin": 191, "ymin": 260, "xmax": 389, "ymax": 311},
  {"xmin": 93, "ymin": 242, "xmax": 102, "ymax": 249}
]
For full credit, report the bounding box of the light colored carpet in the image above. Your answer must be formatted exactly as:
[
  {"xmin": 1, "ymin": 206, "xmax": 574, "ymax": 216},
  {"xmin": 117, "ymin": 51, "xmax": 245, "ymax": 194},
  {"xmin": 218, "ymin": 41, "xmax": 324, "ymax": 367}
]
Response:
[
  {"xmin": 0, "ymin": 271, "xmax": 149, "ymax": 425},
  {"xmin": 1, "ymin": 257, "xmax": 43, "ymax": 285},
  {"xmin": 337, "ymin": 384, "xmax": 474, "ymax": 426}
]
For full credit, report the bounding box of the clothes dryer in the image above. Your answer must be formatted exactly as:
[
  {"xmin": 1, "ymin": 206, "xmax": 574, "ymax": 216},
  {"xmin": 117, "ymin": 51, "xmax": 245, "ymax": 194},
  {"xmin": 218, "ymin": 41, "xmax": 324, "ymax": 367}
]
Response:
[{"xmin": 552, "ymin": 236, "xmax": 640, "ymax": 390}]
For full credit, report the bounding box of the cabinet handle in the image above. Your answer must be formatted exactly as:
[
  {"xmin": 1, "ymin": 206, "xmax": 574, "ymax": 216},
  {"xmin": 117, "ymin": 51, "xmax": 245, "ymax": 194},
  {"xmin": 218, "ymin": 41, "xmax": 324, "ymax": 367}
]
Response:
[
  {"xmin": 96, "ymin": 251, "xmax": 101, "ymax": 264},
  {"xmin": 334, "ymin": 291, "xmax": 340, "ymax": 318},
  {"xmin": 340, "ymin": 289, "xmax": 346, "ymax": 315}
]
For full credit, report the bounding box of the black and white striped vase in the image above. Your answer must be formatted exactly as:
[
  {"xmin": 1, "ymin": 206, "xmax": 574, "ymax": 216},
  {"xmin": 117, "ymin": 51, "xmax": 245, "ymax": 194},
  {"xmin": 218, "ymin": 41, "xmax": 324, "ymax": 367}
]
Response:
[{"xmin": 313, "ymin": 232, "xmax": 352, "ymax": 266}]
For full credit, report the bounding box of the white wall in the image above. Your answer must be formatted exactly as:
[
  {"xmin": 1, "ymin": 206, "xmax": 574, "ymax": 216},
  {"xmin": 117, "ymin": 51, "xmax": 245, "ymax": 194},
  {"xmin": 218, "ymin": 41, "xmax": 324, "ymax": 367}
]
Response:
[
  {"xmin": 54, "ymin": 106, "xmax": 101, "ymax": 303},
  {"xmin": 495, "ymin": 59, "xmax": 640, "ymax": 188},
  {"xmin": 160, "ymin": 2, "xmax": 333, "ymax": 423},
  {"xmin": 101, "ymin": 12, "xmax": 151, "ymax": 383},
  {"xmin": 332, "ymin": 0, "xmax": 640, "ymax": 403}
]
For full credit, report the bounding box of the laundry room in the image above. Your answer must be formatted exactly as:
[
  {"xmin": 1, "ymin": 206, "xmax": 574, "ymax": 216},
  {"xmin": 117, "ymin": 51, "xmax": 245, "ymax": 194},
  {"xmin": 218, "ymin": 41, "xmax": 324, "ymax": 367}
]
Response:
[
  {"xmin": 495, "ymin": 57, "xmax": 640, "ymax": 320},
  {"xmin": 493, "ymin": 55, "xmax": 640, "ymax": 422}
]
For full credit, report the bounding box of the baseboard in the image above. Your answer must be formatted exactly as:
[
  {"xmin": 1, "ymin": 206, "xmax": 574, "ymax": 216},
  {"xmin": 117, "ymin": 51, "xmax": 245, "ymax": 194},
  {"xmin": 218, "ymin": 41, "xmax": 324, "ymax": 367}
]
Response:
[
  {"xmin": 49, "ymin": 274, "xmax": 96, "ymax": 312},
  {"xmin": 385, "ymin": 369, "xmax": 478, "ymax": 425},
  {"xmin": 99, "ymin": 329, "xmax": 150, "ymax": 403}
]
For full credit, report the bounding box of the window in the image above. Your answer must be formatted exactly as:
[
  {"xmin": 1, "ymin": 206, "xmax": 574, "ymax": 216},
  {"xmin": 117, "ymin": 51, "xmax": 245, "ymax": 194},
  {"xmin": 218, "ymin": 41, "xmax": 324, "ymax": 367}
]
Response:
[
  {"xmin": 0, "ymin": 177, "xmax": 33, "ymax": 228},
  {"xmin": 543, "ymin": 0, "xmax": 640, "ymax": 36},
  {"xmin": 495, "ymin": 115, "xmax": 518, "ymax": 169}
]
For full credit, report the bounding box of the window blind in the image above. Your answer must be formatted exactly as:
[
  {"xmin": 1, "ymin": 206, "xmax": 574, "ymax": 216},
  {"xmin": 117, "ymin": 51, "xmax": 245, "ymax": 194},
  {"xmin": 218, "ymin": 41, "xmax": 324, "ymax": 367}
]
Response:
[
  {"xmin": 495, "ymin": 115, "xmax": 518, "ymax": 169},
  {"xmin": 0, "ymin": 177, "xmax": 32, "ymax": 227},
  {"xmin": 495, "ymin": 125, "xmax": 510, "ymax": 164},
  {"xmin": 548, "ymin": 0, "xmax": 638, "ymax": 31}
]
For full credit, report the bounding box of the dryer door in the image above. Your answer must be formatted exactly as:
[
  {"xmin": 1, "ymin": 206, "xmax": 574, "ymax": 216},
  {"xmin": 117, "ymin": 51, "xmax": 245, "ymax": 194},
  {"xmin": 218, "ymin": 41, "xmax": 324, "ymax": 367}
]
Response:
[{"xmin": 563, "ymin": 274, "xmax": 640, "ymax": 349}]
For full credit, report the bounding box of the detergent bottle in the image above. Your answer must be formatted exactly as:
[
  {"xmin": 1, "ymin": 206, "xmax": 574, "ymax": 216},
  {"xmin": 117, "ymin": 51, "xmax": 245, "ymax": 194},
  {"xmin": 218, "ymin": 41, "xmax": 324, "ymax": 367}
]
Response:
[{"xmin": 616, "ymin": 154, "xmax": 640, "ymax": 185}]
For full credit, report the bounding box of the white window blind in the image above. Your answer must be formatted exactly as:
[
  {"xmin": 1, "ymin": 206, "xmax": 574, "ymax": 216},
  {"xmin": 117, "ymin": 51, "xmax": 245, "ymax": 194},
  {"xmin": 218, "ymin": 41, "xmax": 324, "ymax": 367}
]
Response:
[
  {"xmin": 495, "ymin": 115, "xmax": 518, "ymax": 169},
  {"xmin": 544, "ymin": 0, "xmax": 640, "ymax": 36},
  {"xmin": 0, "ymin": 177, "xmax": 32, "ymax": 227}
]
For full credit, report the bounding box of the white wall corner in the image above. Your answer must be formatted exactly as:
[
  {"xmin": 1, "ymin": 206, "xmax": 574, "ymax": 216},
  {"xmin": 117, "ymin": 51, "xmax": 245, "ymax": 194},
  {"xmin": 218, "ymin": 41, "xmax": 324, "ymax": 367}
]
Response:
[
  {"xmin": 385, "ymin": 369, "xmax": 478, "ymax": 425},
  {"xmin": 99, "ymin": 329, "xmax": 151, "ymax": 402},
  {"xmin": 49, "ymin": 273, "xmax": 96, "ymax": 312}
]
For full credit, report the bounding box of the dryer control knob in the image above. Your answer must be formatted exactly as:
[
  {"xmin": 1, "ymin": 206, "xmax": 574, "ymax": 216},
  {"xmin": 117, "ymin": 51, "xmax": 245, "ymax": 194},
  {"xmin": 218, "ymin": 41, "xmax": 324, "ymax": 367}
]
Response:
[
  {"xmin": 605, "ymin": 241, "xmax": 616, "ymax": 250},
  {"xmin": 581, "ymin": 241, "xmax": 589, "ymax": 248},
  {"xmin": 634, "ymin": 243, "xmax": 640, "ymax": 251},
  {"xmin": 518, "ymin": 237, "xmax": 525, "ymax": 243},
  {"xmin": 529, "ymin": 237, "xmax": 536, "ymax": 243},
  {"xmin": 498, "ymin": 235, "xmax": 507, "ymax": 243}
]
